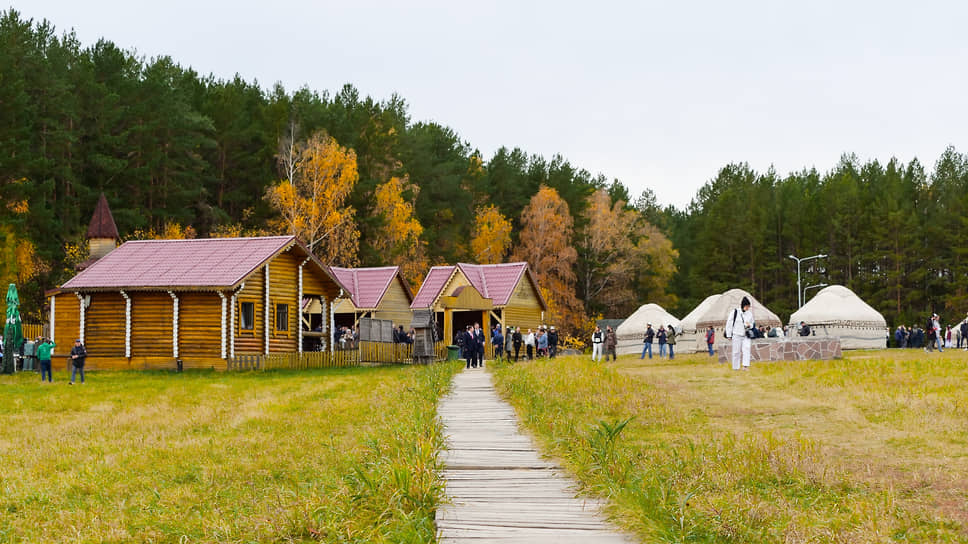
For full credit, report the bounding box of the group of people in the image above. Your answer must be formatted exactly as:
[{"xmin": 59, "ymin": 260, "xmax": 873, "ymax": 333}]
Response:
[
  {"xmin": 333, "ymin": 325, "xmax": 359, "ymax": 350},
  {"xmin": 591, "ymin": 326, "xmax": 617, "ymax": 361},
  {"xmin": 454, "ymin": 324, "xmax": 560, "ymax": 367},
  {"xmin": 637, "ymin": 323, "xmax": 679, "ymax": 360},
  {"xmin": 392, "ymin": 325, "xmax": 415, "ymax": 344},
  {"xmin": 499, "ymin": 325, "xmax": 559, "ymax": 362},
  {"xmin": 7, "ymin": 336, "xmax": 88, "ymax": 383},
  {"xmin": 894, "ymin": 313, "xmax": 968, "ymax": 351}
]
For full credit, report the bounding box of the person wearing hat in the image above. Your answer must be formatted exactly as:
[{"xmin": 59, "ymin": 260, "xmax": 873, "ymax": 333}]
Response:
[
  {"xmin": 724, "ymin": 296, "xmax": 754, "ymax": 370},
  {"xmin": 69, "ymin": 338, "xmax": 87, "ymax": 384},
  {"xmin": 640, "ymin": 323, "xmax": 655, "ymax": 359},
  {"xmin": 36, "ymin": 337, "xmax": 56, "ymax": 383}
]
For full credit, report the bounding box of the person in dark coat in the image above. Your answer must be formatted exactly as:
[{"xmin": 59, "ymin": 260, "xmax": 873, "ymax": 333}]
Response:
[
  {"xmin": 492, "ymin": 325, "xmax": 505, "ymax": 361},
  {"xmin": 461, "ymin": 326, "xmax": 476, "ymax": 369},
  {"xmin": 548, "ymin": 326, "xmax": 559, "ymax": 358},
  {"xmin": 69, "ymin": 339, "xmax": 87, "ymax": 384},
  {"xmin": 604, "ymin": 326, "xmax": 617, "ymax": 361},
  {"xmin": 512, "ymin": 327, "xmax": 523, "ymax": 361},
  {"xmin": 640, "ymin": 324, "xmax": 655, "ymax": 359},
  {"xmin": 473, "ymin": 323, "xmax": 486, "ymax": 368}
]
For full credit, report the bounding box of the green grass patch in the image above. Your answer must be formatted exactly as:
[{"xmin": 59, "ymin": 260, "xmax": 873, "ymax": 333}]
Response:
[
  {"xmin": 491, "ymin": 352, "xmax": 968, "ymax": 543},
  {"xmin": 0, "ymin": 362, "xmax": 460, "ymax": 543}
]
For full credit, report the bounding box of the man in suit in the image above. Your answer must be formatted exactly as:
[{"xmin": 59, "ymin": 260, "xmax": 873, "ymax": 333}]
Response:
[{"xmin": 473, "ymin": 322, "xmax": 486, "ymax": 368}]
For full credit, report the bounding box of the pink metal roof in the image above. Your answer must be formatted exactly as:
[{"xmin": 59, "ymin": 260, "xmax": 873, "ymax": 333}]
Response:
[
  {"xmin": 410, "ymin": 266, "xmax": 456, "ymax": 309},
  {"xmin": 61, "ymin": 236, "xmax": 298, "ymax": 290},
  {"xmin": 409, "ymin": 262, "xmax": 542, "ymax": 309},
  {"xmin": 329, "ymin": 266, "xmax": 410, "ymax": 309},
  {"xmin": 457, "ymin": 262, "xmax": 529, "ymax": 307}
]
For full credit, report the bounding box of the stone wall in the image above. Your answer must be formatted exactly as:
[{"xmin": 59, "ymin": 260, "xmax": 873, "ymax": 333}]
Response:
[{"xmin": 717, "ymin": 337, "xmax": 842, "ymax": 363}]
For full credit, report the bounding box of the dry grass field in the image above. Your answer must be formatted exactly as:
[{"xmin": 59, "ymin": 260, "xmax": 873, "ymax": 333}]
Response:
[
  {"xmin": 492, "ymin": 349, "xmax": 968, "ymax": 543},
  {"xmin": 0, "ymin": 362, "xmax": 460, "ymax": 543}
]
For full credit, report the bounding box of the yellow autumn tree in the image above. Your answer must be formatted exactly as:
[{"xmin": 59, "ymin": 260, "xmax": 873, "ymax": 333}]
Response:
[
  {"xmin": 579, "ymin": 189, "xmax": 639, "ymax": 316},
  {"xmin": 0, "ymin": 226, "xmax": 39, "ymax": 287},
  {"xmin": 512, "ymin": 185, "xmax": 583, "ymax": 333},
  {"xmin": 635, "ymin": 221, "xmax": 679, "ymax": 308},
  {"xmin": 128, "ymin": 222, "xmax": 197, "ymax": 241},
  {"xmin": 470, "ymin": 205, "xmax": 512, "ymax": 264},
  {"xmin": 266, "ymin": 131, "xmax": 360, "ymax": 266},
  {"xmin": 1, "ymin": 191, "xmax": 45, "ymax": 287},
  {"xmin": 371, "ymin": 175, "xmax": 428, "ymax": 286}
]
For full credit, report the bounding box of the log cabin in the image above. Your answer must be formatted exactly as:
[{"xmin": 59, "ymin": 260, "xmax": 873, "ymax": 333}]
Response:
[
  {"xmin": 47, "ymin": 236, "xmax": 345, "ymax": 370},
  {"xmin": 410, "ymin": 262, "xmax": 547, "ymax": 345},
  {"xmin": 328, "ymin": 266, "xmax": 415, "ymax": 331}
]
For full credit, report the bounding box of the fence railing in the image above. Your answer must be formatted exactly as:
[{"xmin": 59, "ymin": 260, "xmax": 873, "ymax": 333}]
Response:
[
  {"xmin": 22, "ymin": 323, "xmax": 44, "ymax": 341},
  {"xmin": 227, "ymin": 341, "xmax": 448, "ymax": 371}
]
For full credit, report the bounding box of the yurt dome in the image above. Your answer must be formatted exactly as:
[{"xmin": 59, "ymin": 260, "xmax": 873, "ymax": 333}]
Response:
[
  {"xmin": 694, "ymin": 288, "xmax": 781, "ymax": 331},
  {"xmin": 615, "ymin": 303, "xmax": 680, "ymax": 355},
  {"xmin": 789, "ymin": 285, "xmax": 888, "ymax": 349},
  {"xmin": 677, "ymin": 294, "xmax": 722, "ymax": 352}
]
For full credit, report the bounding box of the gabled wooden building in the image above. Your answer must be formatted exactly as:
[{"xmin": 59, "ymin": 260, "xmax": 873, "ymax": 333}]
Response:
[
  {"xmin": 48, "ymin": 236, "xmax": 345, "ymax": 370},
  {"xmin": 328, "ymin": 266, "xmax": 415, "ymax": 329},
  {"xmin": 410, "ymin": 262, "xmax": 547, "ymax": 344}
]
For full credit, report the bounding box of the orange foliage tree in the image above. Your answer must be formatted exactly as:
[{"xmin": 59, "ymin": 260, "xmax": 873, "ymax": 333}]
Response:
[
  {"xmin": 469, "ymin": 204, "xmax": 512, "ymax": 264},
  {"xmin": 371, "ymin": 175, "xmax": 428, "ymax": 286},
  {"xmin": 512, "ymin": 185, "xmax": 583, "ymax": 333},
  {"xmin": 265, "ymin": 132, "xmax": 360, "ymax": 266}
]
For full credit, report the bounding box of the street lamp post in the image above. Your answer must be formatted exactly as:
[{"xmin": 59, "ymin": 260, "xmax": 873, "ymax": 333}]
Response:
[
  {"xmin": 788, "ymin": 253, "xmax": 827, "ymax": 309},
  {"xmin": 803, "ymin": 283, "xmax": 828, "ymax": 304}
]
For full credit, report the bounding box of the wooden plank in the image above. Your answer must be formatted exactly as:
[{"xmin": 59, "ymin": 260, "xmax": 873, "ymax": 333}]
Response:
[{"xmin": 436, "ymin": 369, "xmax": 634, "ymax": 543}]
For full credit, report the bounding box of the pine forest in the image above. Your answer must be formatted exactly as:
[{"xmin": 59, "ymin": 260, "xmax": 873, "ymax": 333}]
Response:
[{"xmin": 2, "ymin": 9, "xmax": 965, "ymax": 333}]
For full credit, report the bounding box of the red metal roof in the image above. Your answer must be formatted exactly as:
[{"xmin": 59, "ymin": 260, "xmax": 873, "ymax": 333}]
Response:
[
  {"xmin": 328, "ymin": 266, "xmax": 411, "ymax": 309},
  {"xmin": 61, "ymin": 236, "xmax": 299, "ymax": 290},
  {"xmin": 410, "ymin": 262, "xmax": 542, "ymax": 309},
  {"xmin": 458, "ymin": 263, "xmax": 528, "ymax": 306},
  {"xmin": 86, "ymin": 193, "xmax": 120, "ymax": 239},
  {"xmin": 410, "ymin": 266, "xmax": 456, "ymax": 309}
]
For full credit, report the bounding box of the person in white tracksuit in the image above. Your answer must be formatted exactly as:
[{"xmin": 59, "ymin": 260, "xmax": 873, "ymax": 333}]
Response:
[{"xmin": 724, "ymin": 296, "xmax": 754, "ymax": 370}]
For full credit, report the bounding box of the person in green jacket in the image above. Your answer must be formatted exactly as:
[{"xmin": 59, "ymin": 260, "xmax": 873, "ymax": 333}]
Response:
[{"xmin": 36, "ymin": 337, "xmax": 55, "ymax": 382}]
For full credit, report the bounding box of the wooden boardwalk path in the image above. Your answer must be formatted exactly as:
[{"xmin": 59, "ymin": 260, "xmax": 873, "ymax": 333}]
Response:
[{"xmin": 436, "ymin": 368, "xmax": 634, "ymax": 543}]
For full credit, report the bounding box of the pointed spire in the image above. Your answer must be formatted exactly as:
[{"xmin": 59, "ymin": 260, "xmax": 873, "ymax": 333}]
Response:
[{"xmin": 86, "ymin": 193, "xmax": 119, "ymax": 240}]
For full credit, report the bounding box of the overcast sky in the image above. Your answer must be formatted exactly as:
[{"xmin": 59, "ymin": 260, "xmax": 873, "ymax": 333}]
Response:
[{"xmin": 9, "ymin": 1, "xmax": 968, "ymax": 209}]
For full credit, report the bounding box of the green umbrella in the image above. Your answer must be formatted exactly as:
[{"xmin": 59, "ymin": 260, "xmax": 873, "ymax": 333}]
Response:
[{"xmin": 3, "ymin": 283, "xmax": 23, "ymax": 374}]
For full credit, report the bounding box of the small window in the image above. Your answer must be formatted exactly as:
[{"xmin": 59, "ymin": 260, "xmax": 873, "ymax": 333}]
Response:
[
  {"xmin": 275, "ymin": 303, "xmax": 289, "ymax": 332},
  {"xmin": 240, "ymin": 302, "xmax": 255, "ymax": 331}
]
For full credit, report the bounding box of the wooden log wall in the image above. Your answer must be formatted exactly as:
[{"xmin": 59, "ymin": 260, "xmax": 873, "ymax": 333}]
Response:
[
  {"xmin": 85, "ymin": 292, "xmax": 126, "ymax": 360},
  {"xmin": 130, "ymin": 292, "xmax": 173, "ymax": 358},
  {"xmin": 51, "ymin": 293, "xmax": 80, "ymax": 370},
  {"xmin": 235, "ymin": 263, "xmax": 265, "ymax": 354},
  {"xmin": 178, "ymin": 293, "xmax": 223, "ymax": 361},
  {"xmin": 268, "ymin": 252, "xmax": 299, "ymax": 353}
]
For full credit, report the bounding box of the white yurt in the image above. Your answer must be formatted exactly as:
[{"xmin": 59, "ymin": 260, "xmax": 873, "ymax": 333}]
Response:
[
  {"xmin": 694, "ymin": 288, "xmax": 782, "ymax": 345},
  {"xmin": 677, "ymin": 294, "xmax": 722, "ymax": 353},
  {"xmin": 789, "ymin": 285, "xmax": 889, "ymax": 349},
  {"xmin": 615, "ymin": 303, "xmax": 680, "ymax": 355}
]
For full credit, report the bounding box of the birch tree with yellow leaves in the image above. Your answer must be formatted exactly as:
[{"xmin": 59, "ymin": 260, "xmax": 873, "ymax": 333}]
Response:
[
  {"xmin": 371, "ymin": 175, "xmax": 428, "ymax": 286},
  {"xmin": 266, "ymin": 132, "xmax": 360, "ymax": 266},
  {"xmin": 469, "ymin": 204, "xmax": 512, "ymax": 264}
]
